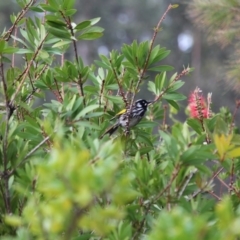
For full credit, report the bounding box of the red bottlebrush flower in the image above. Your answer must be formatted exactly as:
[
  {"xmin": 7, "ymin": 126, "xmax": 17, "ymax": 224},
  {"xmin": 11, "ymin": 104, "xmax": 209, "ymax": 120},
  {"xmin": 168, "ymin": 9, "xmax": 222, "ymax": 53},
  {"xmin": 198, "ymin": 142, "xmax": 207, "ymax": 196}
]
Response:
[{"xmin": 188, "ymin": 87, "xmax": 209, "ymax": 120}]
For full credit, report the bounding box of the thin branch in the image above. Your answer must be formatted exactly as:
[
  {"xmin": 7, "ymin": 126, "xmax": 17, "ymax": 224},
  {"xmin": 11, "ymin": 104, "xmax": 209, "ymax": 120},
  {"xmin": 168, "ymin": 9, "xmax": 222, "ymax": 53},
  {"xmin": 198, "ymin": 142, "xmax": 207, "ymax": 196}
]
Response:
[
  {"xmin": 229, "ymin": 160, "xmax": 235, "ymax": 193},
  {"xmin": 189, "ymin": 167, "xmax": 224, "ymax": 200},
  {"xmin": 126, "ymin": 4, "xmax": 175, "ymax": 134},
  {"xmin": 216, "ymin": 176, "xmax": 229, "ymax": 190},
  {"xmin": 141, "ymin": 4, "xmax": 174, "ymax": 79},
  {"xmin": 0, "ymin": 181, "xmax": 8, "ymax": 213},
  {"xmin": 9, "ymin": 33, "xmax": 48, "ymax": 106},
  {"xmin": 2, "ymin": 0, "xmax": 36, "ymax": 41},
  {"xmin": 60, "ymin": 12, "xmax": 85, "ymax": 106},
  {"xmin": 155, "ymin": 163, "xmax": 181, "ymax": 201},
  {"xmin": 132, "ymin": 202, "xmax": 152, "ymax": 240},
  {"xmin": 177, "ymin": 168, "xmax": 197, "ymax": 199},
  {"xmin": 99, "ymin": 78, "xmax": 105, "ymax": 108},
  {"xmin": 110, "ymin": 59, "xmax": 128, "ymax": 106},
  {"xmin": 11, "ymin": 27, "xmax": 18, "ymax": 67},
  {"xmin": 207, "ymin": 190, "xmax": 221, "ymax": 200},
  {"xmin": 64, "ymin": 205, "xmax": 89, "ymax": 240},
  {"xmin": 61, "ymin": 53, "xmax": 65, "ymax": 99},
  {"xmin": 53, "ymin": 78, "xmax": 63, "ymax": 103}
]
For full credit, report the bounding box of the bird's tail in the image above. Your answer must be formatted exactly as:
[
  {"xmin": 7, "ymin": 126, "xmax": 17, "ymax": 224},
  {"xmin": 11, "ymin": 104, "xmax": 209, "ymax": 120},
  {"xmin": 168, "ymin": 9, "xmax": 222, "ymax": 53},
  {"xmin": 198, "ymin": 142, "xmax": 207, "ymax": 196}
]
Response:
[{"xmin": 100, "ymin": 124, "xmax": 119, "ymax": 139}]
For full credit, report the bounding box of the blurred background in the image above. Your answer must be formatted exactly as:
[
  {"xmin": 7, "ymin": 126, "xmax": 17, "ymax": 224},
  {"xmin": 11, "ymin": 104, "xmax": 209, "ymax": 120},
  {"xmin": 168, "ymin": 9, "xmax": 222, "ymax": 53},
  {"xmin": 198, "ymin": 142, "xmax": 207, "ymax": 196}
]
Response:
[{"xmin": 1, "ymin": 0, "xmax": 239, "ymax": 122}]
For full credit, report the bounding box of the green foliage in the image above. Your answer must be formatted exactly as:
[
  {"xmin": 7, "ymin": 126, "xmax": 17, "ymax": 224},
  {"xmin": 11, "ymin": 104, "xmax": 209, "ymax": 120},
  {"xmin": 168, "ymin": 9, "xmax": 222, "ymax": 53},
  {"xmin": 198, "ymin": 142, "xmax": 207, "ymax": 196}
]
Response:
[{"xmin": 0, "ymin": 1, "xmax": 240, "ymax": 239}]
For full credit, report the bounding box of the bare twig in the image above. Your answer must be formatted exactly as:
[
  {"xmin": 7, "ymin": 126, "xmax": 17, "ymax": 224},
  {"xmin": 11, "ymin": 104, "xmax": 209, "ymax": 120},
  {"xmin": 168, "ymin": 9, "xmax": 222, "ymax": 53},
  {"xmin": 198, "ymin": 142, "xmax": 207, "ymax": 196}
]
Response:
[
  {"xmin": 216, "ymin": 176, "xmax": 229, "ymax": 190},
  {"xmin": 127, "ymin": 4, "xmax": 175, "ymax": 134}
]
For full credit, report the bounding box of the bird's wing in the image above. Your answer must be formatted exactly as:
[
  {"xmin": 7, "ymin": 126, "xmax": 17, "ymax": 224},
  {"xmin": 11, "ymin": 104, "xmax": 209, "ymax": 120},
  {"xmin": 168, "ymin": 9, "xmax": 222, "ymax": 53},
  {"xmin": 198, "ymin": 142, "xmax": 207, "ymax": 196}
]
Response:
[{"xmin": 110, "ymin": 108, "xmax": 127, "ymax": 120}]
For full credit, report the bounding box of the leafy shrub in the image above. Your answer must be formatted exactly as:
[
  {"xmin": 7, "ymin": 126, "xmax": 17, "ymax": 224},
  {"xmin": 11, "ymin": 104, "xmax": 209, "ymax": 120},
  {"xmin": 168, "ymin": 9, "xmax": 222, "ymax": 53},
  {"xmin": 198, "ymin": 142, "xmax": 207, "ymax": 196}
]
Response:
[{"xmin": 0, "ymin": 1, "xmax": 240, "ymax": 239}]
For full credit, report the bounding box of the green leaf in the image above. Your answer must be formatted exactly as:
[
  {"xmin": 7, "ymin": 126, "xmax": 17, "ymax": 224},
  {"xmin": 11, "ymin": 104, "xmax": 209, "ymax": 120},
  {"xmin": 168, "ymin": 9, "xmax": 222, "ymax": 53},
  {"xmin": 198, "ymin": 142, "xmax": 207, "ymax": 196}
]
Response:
[
  {"xmin": 187, "ymin": 119, "xmax": 203, "ymax": 134},
  {"xmin": 1, "ymin": 56, "xmax": 11, "ymax": 63},
  {"xmin": 148, "ymin": 65, "xmax": 174, "ymax": 72},
  {"xmin": 17, "ymin": 49, "xmax": 34, "ymax": 54},
  {"xmin": 75, "ymin": 105, "xmax": 100, "ymax": 119},
  {"xmin": 152, "ymin": 50, "xmax": 171, "ymax": 63},
  {"xmin": 136, "ymin": 41, "xmax": 149, "ymax": 67},
  {"xmin": 48, "ymin": 27, "xmax": 71, "ymax": 39},
  {"xmin": 163, "ymin": 93, "xmax": 186, "ymax": 101},
  {"xmin": 148, "ymin": 81, "xmax": 156, "ymax": 94},
  {"xmin": 121, "ymin": 44, "xmax": 134, "ymax": 65},
  {"xmin": 228, "ymin": 147, "xmax": 240, "ymax": 158},
  {"xmin": 168, "ymin": 80, "xmax": 185, "ymax": 92},
  {"xmin": 82, "ymin": 26, "xmax": 104, "ymax": 34},
  {"xmin": 3, "ymin": 47, "xmax": 19, "ymax": 54},
  {"xmin": 29, "ymin": 6, "xmax": 45, "ymax": 12},
  {"xmin": 181, "ymin": 145, "xmax": 214, "ymax": 165},
  {"xmin": 172, "ymin": 4, "xmax": 179, "ymax": 8},
  {"xmin": 155, "ymin": 72, "xmax": 166, "ymax": 93},
  {"xmin": 94, "ymin": 60, "xmax": 111, "ymax": 70},
  {"xmin": 62, "ymin": 0, "xmax": 75, "ymax": 10},
  {"xmin": 45, "ymin": 15, "xmax": 66, "ymax": 26},
  {"xmin": 78, "ymin": 32, "xmax": 103, "ymax": 40},
  {"xmin": 39, "ymin": 3, "xmax": 57, "ymax": 12},
  {"xmin": 138, "ymin": 147, "xmax": 153, "ymax": 155},
  {"xmin": 38, "ymin": 50, "xmax": 49, "ymax": 59},
  {"xmin": 46, "ymin": 20, "xmax": 66, "ymax": 28},
  {"xmin": 75, "ymin": 21, "xmax": 91, "ymax": 30},
  {"xmin": 89, "ymin": 17, "xmax": 101, "ymax": 25},
  {"xmin": 11, "ymin": 35, "xmax": 31, "ymax": 49},
  {"xmin": 0, "ymin": 39, "xmax": 6, "ymax": 53},
  {"xmin": 64, "ymin": 9, "xmax": 77, "ymax": 16},
  {"xmin": 86, "ymin": 112, "xmax": 104, "ymax": 118},
  {"xmin": 84, "ymin": 85, "xmax": 99, "ymax": 93},
  {"xmin": 105, "ymin": 95, "xmax": 123, "ymax": 104},
  {"xmin": 47, "ymin": 0, "xmax": 59, "ymax": 9},
  {"xmin": 166, "ymin": 100, "xmax": 179, "ymax": 111},
  {"xmin": 74, "ymin": 120, "xmax": 100, "ymax": 130},
  {"xmin": 52, "ymin": 40, "xmax": 72, "ymax": 48}
]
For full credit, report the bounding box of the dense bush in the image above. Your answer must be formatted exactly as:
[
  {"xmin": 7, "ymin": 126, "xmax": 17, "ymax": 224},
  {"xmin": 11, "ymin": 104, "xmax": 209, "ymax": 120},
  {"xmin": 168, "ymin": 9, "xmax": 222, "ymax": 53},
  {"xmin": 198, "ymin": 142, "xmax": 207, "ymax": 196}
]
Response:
[{"xmin": 0, "ymin": 0, "xmax": 240, "ymax": 239}]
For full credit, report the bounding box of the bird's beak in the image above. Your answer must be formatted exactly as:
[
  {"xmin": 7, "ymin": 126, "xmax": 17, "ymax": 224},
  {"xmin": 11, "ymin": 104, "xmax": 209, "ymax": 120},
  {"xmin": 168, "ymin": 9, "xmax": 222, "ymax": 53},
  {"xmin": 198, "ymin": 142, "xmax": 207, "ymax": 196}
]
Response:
[{"xmin": 147, "ymin": 101, "xmax": 153, "ymax": 106}]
